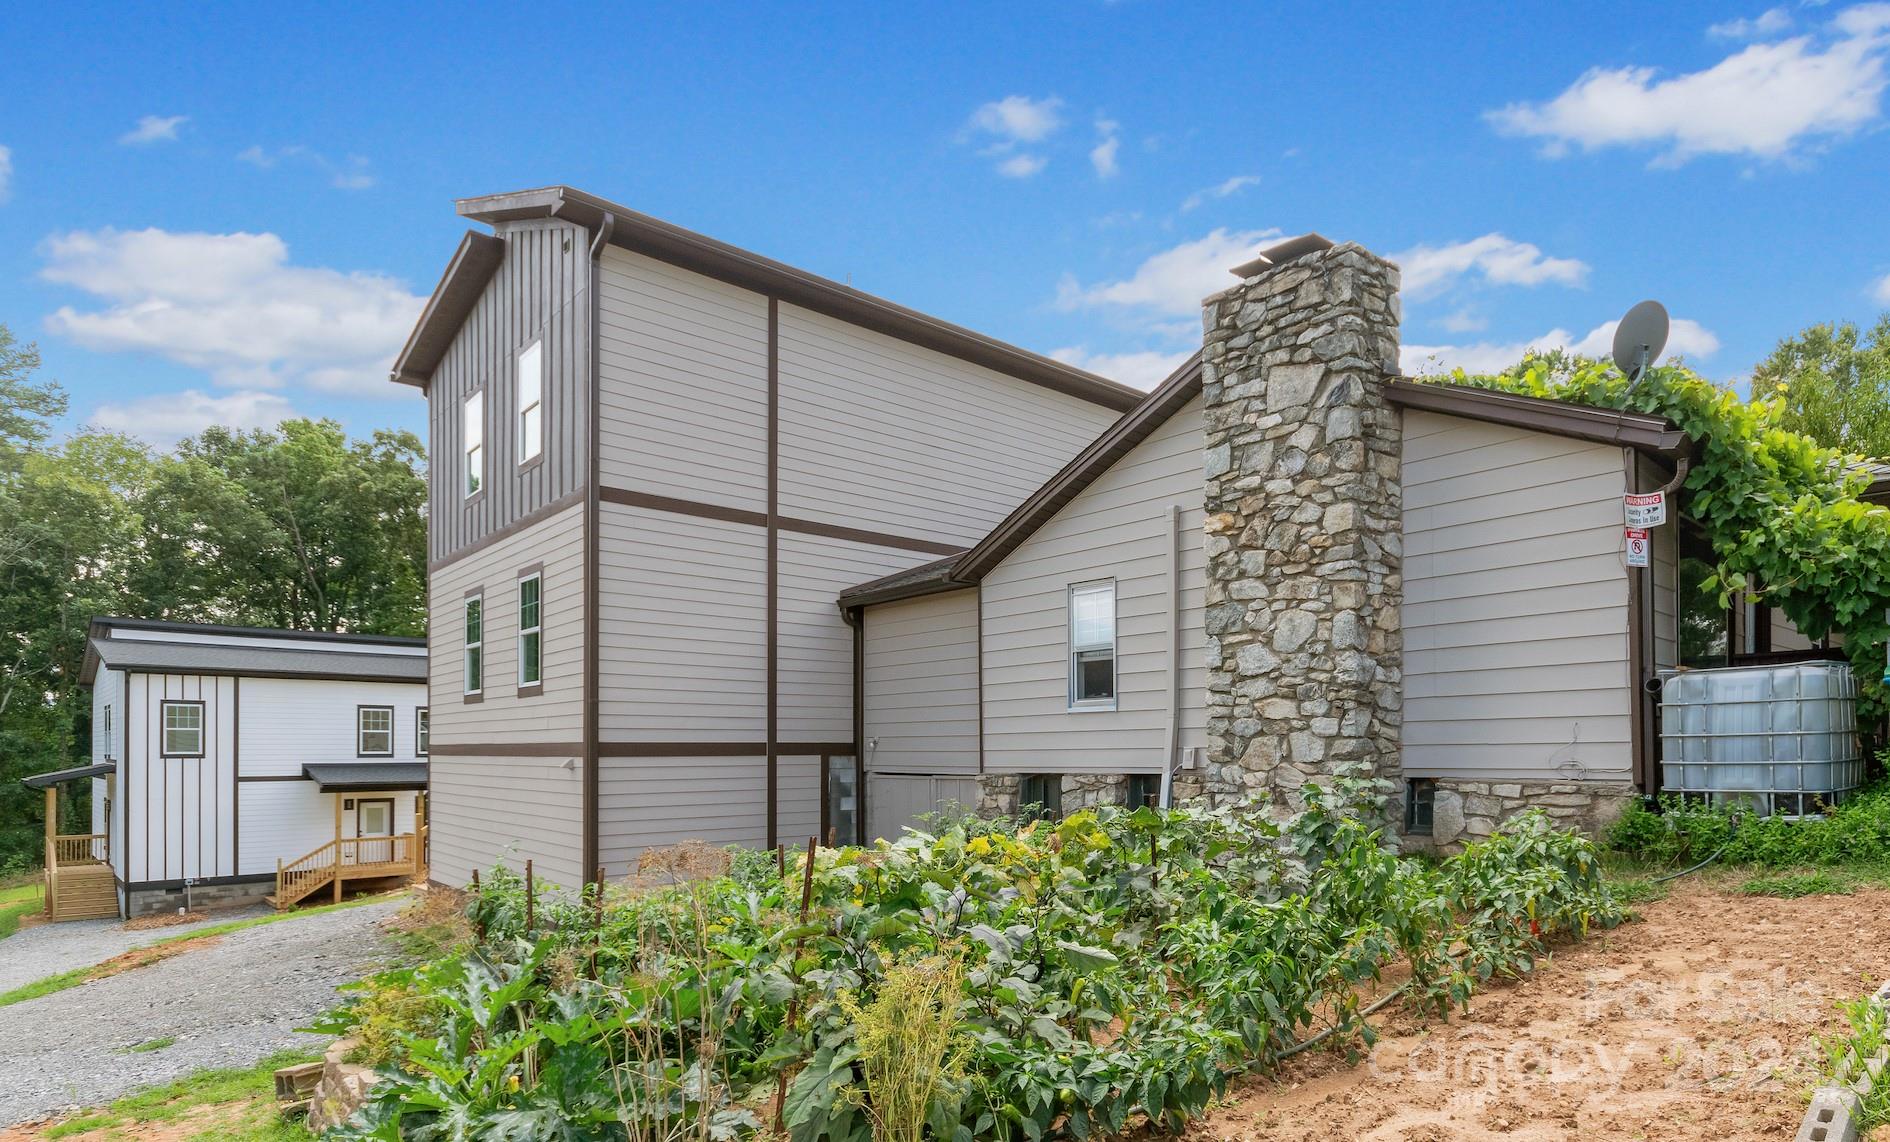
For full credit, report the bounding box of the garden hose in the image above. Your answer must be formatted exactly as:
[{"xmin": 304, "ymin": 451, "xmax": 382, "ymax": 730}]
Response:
[{"xmin": 1649, "ymin": 810, "xmax": 1743, "ymax": 883}]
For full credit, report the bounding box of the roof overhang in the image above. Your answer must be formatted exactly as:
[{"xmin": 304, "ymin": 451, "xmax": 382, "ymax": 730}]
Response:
[
  {"xmin": 389, "ymin": 231, "xmax": 506, "ymax": 387},
  {"xmin": 302, "ymin": 762, "xmax": 429, "ymax": 791},
  {"xmin": 22, "ymin": 763, "xmax": 115, "ymax": 789},
  {"xmin": 1383, "ymin": 378, "xmax": 1691, "ymax": 458},
  {"xmin": 392, "ymin": 185, "xmax": 1144, "ymax": 411}
]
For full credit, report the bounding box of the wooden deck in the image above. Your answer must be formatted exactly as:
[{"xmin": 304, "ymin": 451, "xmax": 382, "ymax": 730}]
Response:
[
  {"xmin": 270, "ymin": 830, "xmax": 427, "ymax": 910},
  {"xmin": 46, "ymin": 833, "xmax": 117, "ymax": 921}
]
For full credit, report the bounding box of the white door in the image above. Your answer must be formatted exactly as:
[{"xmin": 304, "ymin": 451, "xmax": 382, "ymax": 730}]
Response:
[{"xmin": 356, "ymin": 799, "xmax": 394, "ymax": 864}]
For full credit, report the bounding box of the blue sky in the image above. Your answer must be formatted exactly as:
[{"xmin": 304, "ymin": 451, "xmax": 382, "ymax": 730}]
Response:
[{"xmin": 3, "ymin": 1, "xmax": 1889, "ymax": 447}]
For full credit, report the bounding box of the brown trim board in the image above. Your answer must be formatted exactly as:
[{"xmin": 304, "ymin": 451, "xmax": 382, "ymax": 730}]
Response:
[
  {"xmin": 389, "ymin": 230, "xmax": 508, "ymax": 386},
  {"xmin": 1383, "ymin": 379, "xmax": 1690, "ymax": 457},
  {"xmin": 767, "ymin": 296, "xmax": 780, "ymax": 850},
  {"xmin": 584, "ymin": 213, "xmax": 613, "ymax": 887},
  {"xmin": 1623, "ymin": 450, "xmax": 1654, "ymax": 794},
  {"xmin": 424, "ymin": 741, "xmax": 857, "ymax": 759},
  {"xmin": 598, "ymin": 485, "xmax": 963, "ymax": 557},
  {"xmin": 429, "ymin": 487, "xmax": 586, "ymax": 573}
]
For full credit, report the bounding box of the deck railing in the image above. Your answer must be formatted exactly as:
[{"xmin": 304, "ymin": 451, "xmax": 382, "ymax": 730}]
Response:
[
  {"xmin": 275, "ymin": 832, "xmax": 423, "ymax": 908},
  {"xmin": 49, "ymin": 833, "xmax": 108, "ymax": 866}
]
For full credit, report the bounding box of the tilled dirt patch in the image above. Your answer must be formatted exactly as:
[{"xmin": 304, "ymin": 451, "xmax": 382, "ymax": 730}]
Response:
[{"xmin": 1197, "ymin": 878, "xmax": 1890, "ymax": 1141}]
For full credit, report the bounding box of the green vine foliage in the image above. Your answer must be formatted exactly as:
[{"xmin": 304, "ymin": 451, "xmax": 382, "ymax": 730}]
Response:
[{"xmin": 1434, "ymin": 351, "xmax": 1890, "ymax": 719}]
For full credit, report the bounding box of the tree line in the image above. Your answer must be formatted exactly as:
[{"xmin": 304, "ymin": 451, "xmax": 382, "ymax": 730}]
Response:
[{"xmin": 0, "ymin": 324, "xmax": 426, "ymax": 872}]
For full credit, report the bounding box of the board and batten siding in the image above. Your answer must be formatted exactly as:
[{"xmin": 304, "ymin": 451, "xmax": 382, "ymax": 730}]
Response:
[
  {"xmin": 123, "ymin": 673, "xmax": 238, "ymax": 885},
  {"xmin": 597, "ymin": 248, "xmax": 770, "ymax": 510},
  {"xmin": 1401, "ymin": 410, "xmax": 1634, "ymax": 782},
  {"xmin": 863, "ymin": 591, "xmax": 981, "ymax": 777},
  {"xmin": 775, "ymin": 303, "xmax": 1120, "ymax": 548},
  {"xmin": 91, "ymin": 666, "xmax": 123, "ymax": 873},
  {"xmin": 427, "ymin": 218, "xmax": 591, "ymax": 564},
  {"xmin": 980, "ymin": 396, "xmax": 1208, "ymax": 775},
  {"xmin": 427, "ymin": 500, "xmax": 586, "ymax": 889}
]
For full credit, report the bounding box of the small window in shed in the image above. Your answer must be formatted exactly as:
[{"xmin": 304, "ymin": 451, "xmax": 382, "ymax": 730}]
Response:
[
  {"xmin": 1019, "ymin": 774, "xmax": 1063, "ymax": 821},
  {"xmin": 1404, "ymin": 778, "xmax": 1436, "ymax": 834}
]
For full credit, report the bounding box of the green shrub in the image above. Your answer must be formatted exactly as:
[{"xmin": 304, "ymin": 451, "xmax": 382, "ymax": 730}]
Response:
[
  {"xmin": 1608, "ymin": 781, "xmax": 1890, "ymax": 869},
  {"xmin": 1737, "ymin": 870, "xmax": 1854, "ymax": 898}
]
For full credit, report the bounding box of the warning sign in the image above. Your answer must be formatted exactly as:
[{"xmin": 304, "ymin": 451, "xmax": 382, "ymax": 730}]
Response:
[
  {"xmin": 1625, "ymin": 527, "xmax": 1651, "ymax": 568},
  {"xmin": 1624, "ymin": 491, "xmax": 1666, "ymax": 528}
]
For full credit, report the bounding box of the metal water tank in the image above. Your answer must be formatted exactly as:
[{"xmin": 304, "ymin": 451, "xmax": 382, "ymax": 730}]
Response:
[{"xmin": 1658, "ymin": 660, "xmax": 1862, "ymax": 817}]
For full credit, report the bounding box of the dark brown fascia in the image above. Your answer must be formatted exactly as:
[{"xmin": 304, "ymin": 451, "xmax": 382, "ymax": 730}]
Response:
[
  {"xmin": 835, "ymin": 353, "xmax": 1206, "ymax": 610},
  {"xmin": 442, "ymin": 186, "xmax": 1144, "ymax": 412},
  {"xmin": 1383, "ymin": 378, "xmax": 1691, "ymax": 458},
  {"xmin": 389, "ymin": 230, "xmax": 507, "ymax": 387}
]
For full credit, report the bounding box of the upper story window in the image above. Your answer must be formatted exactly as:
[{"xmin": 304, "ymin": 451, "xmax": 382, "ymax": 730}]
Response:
[
  {"xmin": 1068, "ymin": 580, "xmax": 1117, "ymax": 709},
  {"xmin": 518, "ymin": 571, "xmax": 543, "ymax": 688},
  {"xmin": 357, "ymin": 706, "xmax": 394, "ymax": 757},
  {"xmin": 517, "ymin": 341, "xmax": 543, "ymax": 464},
  {"xmin": 416, "ymin": 707, "xmax": 429, "ymax": 757},
  {"xmin": 161, "ymin": 701, "xmax": 204, "ymax": 757},
  {"xmin": 464, "ymin": 595, "xmax": 484, "ymax": 696},
  {"xmin": 463, "ymin": 391, "xmax": 485, "ymax": 498},
  {"xmin": 101, "ymin": 704, "xmax": 112, "ymax": 754}
]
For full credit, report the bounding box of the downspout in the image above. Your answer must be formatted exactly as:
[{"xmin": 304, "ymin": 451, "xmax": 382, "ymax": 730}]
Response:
[
  {"xmin": 1158, "ymin": 504, "xmax": 1182, "ymax": 808},
  {"xmin": 581, "ymin": 209, "xmax": 615, "ymax": 885},
  {"xmin": 840, "ymin": 603, "xmax": 866, "ymax": 844}
]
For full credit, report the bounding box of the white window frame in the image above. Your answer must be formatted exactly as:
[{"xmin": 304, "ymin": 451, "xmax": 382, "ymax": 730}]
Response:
[
  {"xmin": 464, "ymin": 595, "xmax": 484, "ymax": 696},
  {"xmin": 416, "ymin": 707, "xmax": 429, "ymax": 757},
  {"xmin": 160, "ymin": 700, "xmax": 204, "ymax": 757},
  {"xmin": 516, "ymin": 340, "xmax": 543, "ymax": 465},
  {"xmin": 517, "ymin": 571, "xmax": 543, "ymax": 687},
  {"xmin": 1067, "ymin": 580, "xmax": 1118, "ymax": 711},
  {"xmin": 357, "ymin": 706, "xmax": 395, "ymax": 758},
  {"xmin": 463, "ymin": 390, "xmax": 485, "ymax": 498}
]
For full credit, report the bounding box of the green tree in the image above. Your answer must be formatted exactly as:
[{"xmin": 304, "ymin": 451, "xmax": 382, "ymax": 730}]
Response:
[{"xmin": 1751, "ymin": 315, "xmax": 1890, "ymax": 457}]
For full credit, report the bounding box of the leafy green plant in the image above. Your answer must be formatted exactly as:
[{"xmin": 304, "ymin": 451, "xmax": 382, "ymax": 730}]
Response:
[
  {"xmin": 1738, "ymin": 870, "xmax": 1855, "ymax": 898},
  {"xmin": 1609, "ymin": 781, "xmax": 1890, "ymax": 869},
  {"xmin": 837, "ymin": 956, "xmax": 968, "ymax": 1142},
  {"xmin": 1817, "ymin": 992, "xmax": 1890, "ymax": 1130}
]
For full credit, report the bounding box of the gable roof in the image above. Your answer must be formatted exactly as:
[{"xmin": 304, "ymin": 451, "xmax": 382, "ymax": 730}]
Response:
[
  {"xmin": 390, "ymin": 186, "xmax": 1145, "ymax": 413},
  {"xmin": 838, "ymin": 369, "xmax": 1691, "ymax": 610}
]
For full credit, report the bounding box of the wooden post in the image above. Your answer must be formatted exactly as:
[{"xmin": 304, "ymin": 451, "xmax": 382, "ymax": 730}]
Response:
[
  {"xmin": 470, "ymin": 869, "xmax": 485, "ymax": 943},
  {"xmin": 44, "ymin": 787, "xmax": 57, "ymax": 918},
  {"xmin": 333, "ymin": 794, "xmax": 344, "ymax": 904},
  {"xmin": 589, "ymin": 865, "xmax": 604, "ymax": 978},
  {"xmin": 524, "ymin": 859, "xmax": 535, "ymax": 936}
]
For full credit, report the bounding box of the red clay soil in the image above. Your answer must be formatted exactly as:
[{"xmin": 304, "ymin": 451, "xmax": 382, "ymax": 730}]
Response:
[{"xmin": 1196, "ymin": 878, "xmax": 1890, "ymax": 1141}]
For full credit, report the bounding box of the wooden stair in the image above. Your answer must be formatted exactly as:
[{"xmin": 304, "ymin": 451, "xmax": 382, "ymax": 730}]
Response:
[
  {"xmin": 271, "ymin": 831, "xmax": 424, "ymax": 911},
  {"xmin": 49, "ymin": 863, "xmax": 117, "ymax": 921}
]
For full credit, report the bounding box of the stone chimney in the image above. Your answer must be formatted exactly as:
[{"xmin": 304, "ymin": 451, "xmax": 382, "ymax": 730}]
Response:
[{"xmin": 1200, "ymin": 238, "xmax": 1404, "ymax": 812}]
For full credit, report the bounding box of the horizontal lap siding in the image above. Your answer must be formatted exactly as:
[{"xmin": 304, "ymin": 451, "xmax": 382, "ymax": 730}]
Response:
[
  {"xmin": 598, "ymin": 757, "xmax": 768, "ymax": 871},
  {"xmin": 430, "ymin": 220, "xmax": 590, "ymax": 563},
  {"xmin": 863, "ymin": 591, "xmax": 980, "ymax": 776},
  {"xmin": 236, "ymin": 678, "xmax": 428, "ymax": 776},
  {"xmin": 598, "ymin": 504, "xmax": 768, "ymax": 741},
  {"xmin": 428, "ymin": 754, "xmax": 584, "ymax": 889},
  {"xmin": 597, "ymin": 248, "xmax": 770, "ymax": 509},
  {"xmin": 981, "ymin": 398, "xmax": 1207, "ymax": 775},
  {"xmin": 775, "ymin": 755, "xmax": 823, "ymax": 851},
  {"xmin": 775, "ymin": 304, "xmax": 1118, "ymax": 548},
  {"xmin": 777, "ymin": 533, "xmax": 923, "ymax": 744},
  {"xmin": 1401, "ymin": 410, "xmax": 1632, "ymax": 782},
  {"xmin": 234, "ymin": 785, "xmax": 418, "ymax": 876},
  {"xmin": 429, "ymin": 501, "xmax": 586, "ymax": 743}
]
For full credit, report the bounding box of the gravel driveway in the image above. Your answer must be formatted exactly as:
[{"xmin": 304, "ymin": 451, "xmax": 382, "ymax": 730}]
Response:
[
  {"xmin": 0, "ymin": 898, "xmax": 403, "ymax": 1127},
  {"xmin": 0, "ymin": 905, "xmax": 272, "ymax": 994}
]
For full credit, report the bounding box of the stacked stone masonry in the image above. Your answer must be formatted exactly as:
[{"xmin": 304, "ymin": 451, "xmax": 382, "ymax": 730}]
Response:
[{"xmin": 1199, "ymin": 243, "xmax": 1405, "ymax": 817}]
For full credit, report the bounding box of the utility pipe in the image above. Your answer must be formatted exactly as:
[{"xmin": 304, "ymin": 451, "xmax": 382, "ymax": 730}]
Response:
[{"xmin": 1158, "ymin": 504, "xmax": 1182, "ymax": 808}]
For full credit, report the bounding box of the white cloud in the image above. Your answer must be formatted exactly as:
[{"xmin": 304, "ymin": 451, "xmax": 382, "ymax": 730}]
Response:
[
  {"xmin": 1487, "ymin": 6, "xmax": 1890, "ymax": 164},
  {"xmin": 0, "ymin": 145, "xmax": 10, "ymax": 203},
  {"xmin": 1181, "ymin": 174, "xmax": 1261, "ymax": 212},
  {"xmin": 996, "ymin": 153, "xmax": 1048, "ymax": 179},
  {"xmin": 91, "ymin": 388, "xmax": 300, "ymax": 448},
  {"xmin": 1090, "ymin": 118, "xmax": 1121, "ymax": 178},
  {"xmin": 1710, "ymin": 7, "xmax": 1794, "ymax": 39},
  {"xmin": 1402, "ymin": 316, "xmax": 1721, "ymax": 374},
  {"xmin": 1441, "ymin": 308, "xmax": 1488, "ymax": 333},
  {"xmin": 1056, "ymin": 228, "xmax": 1282, "ymax": 317},
  {"xmin": 967, "ymin": 95, "xmax": 1065, "ymax": 144},
  {"xmin": 41, "ymin": 227, "xmax": 424, "ymax": 396},
  {"xmin": 1049, "ymin": 346, "xmax": 1195, "ymax": 390},
  {"xmin": 1873, "ymin": 271, "xmax": 1890, "ymax": 303},
  {"xmin": 238, "ymin": 144, "xmax": 376, "ymax": 190},
  {"xmin": 119, "ymin": 115, "xmax": 187, "ymax": 145},
  {"xmin": 1392, "ymin": 233, "xmax": 1591, "ymax": 297}
]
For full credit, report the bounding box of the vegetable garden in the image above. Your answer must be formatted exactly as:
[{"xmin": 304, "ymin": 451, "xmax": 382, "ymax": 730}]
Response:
[{"xmin": 322, "ymin": 777, "xmax": 1626, "ymax": 1141}]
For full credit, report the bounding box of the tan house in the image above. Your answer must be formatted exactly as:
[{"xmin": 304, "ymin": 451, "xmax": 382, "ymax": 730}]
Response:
[{"xmin": 396, "ymin": 192, "xmax": 1839, "ymax": 880}]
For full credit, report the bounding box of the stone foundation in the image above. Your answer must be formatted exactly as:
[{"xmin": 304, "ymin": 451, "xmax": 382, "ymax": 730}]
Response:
[
  {"xmin": 1200, "ymin": 240, "xmax": 1404, "ymax": 814},
  {"xmin": 1416, "ymin": 780, "xmax": 1638, "ymax": 852},
  {"xmin": 975, "ymin": 771, "xmax": 1207, "ymax": 815}
]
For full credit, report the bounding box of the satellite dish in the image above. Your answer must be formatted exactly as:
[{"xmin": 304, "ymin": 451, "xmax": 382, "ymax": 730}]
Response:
[{"xmin": 1611, "ymin": 300, "xmax": 1670, "ymax": 381}]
